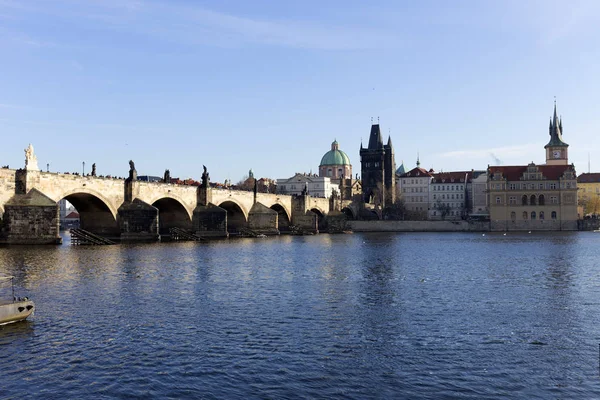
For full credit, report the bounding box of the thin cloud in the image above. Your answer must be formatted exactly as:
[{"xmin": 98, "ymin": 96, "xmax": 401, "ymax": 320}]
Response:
[
  {"xmin": 439, "ymin": 144, "xmax": 540, "ymax": 159},
  {"xmin": 3, "ymin": 0, "xmax": 399, "ymax": 50}
]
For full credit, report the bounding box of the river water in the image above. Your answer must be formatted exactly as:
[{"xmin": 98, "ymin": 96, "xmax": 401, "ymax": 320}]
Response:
[{"xmin": 1, "ymin": 232, "xmax": 600, "ymax": 399}]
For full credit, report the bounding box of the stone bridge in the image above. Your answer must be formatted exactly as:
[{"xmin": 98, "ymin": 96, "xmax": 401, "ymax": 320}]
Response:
[{"xmin": 0, "ymin": 167, "xmax": 346, "ymax": 244}]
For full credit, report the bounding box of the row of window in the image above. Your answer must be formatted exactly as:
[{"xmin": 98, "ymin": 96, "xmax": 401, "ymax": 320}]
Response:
[
  {"xmin": 432, "ymin": 185, "xmax": 464, "ymax": 191},
  {"xmin": 491, "ymin": 182, "xmax": 573, "ymax": 190},
  {"xmin": 402, "ymin": 178, "xmax": 428, "ymax": 184},
  {"xmin": 510, "ymin": 211, "xmax": 557, "ymax": 221},
  {"xmin": 402, "ymin": 187, "xmax": 425, "ymax": 193},
  {"xmin": 406, "ymin": 196, "xmax": 426, "ymax": 203},
  {"xmin": 496, "ymin": 194, "xmax": 558, "ymax": 205},
  {"xmin": 580, "ymin": 187, "xmax": 600, "ymax": 193},
  {"xmin": 432, "ymin": 210, "xmax": 462, "ymax": 217},
  {"xmin": 433, "ymin": 193, "xmax": 464, "ymax": 200},
  {"xmin": 436, "ymin": 202, "xmax": 464, "ymax": 208}
]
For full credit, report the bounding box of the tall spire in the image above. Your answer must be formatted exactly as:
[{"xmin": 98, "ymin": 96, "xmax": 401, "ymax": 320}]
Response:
[
  {"xmin": 545, "ymin": 99, "xmax": 568, "ymax": 148},
  {"xmin": 416, "ymin": 152, "xmax": 420, "ymax": 167}
]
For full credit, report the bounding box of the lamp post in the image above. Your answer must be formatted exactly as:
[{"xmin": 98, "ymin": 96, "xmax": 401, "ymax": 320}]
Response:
[
  {"xmin": 46, "ymin": 163, "xmax": 49, "ymax": 173},
  {"xmin": 82, "ymin": 161, "xmax": 85, "ymax": 176}
]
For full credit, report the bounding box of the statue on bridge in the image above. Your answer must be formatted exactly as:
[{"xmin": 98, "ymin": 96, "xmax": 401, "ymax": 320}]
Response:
[
  {"xmin": 24, "ymin": 144, "xmax": 39, "ymax": 171},
  {"xmin": 164, "ymin": 169, "xmax": 171, "ymax": 183},
  {"xmin": 91, "ymin": 163, "xmax": 97, "ymax": 177},
  {"xmin": 127, "ymin": 160, "xmax": 137, "ymax": 181},
  {"xmin": 201, "ymin": 165, "xmax": 210, "ymax": 188}
]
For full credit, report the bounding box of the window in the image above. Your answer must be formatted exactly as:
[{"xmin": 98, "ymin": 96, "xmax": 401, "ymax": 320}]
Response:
[
  {"xmin": 496, "ymin": 196, "xmax": 501, "ymax": 204},
  {"xmin": 433, "ymin": 194, "xmax": 436, "ymax": 199},
  {"xmin": 433, "ymin": 211, "xmax": 437, "ymax": 216},
  {"xmin": 540, "ymin": 211, "xmax": 545, "ymax": 220},
  {"xmin": 338, "ymin": 168, "xmax": 342, "ymax": 176},
  {"xmin": 551, "ymin": 196, "xmax": 558, "ymax": 204},
  {"xmin": 327, "ymin": 169, "xmax": 332, "ymax": 177},
  {"xmin": 523, "ymin": 211, "xmax": 528, "ymax": 220},
  {"xmin": 403, "ymin": 179, "xmax": 406, "ymax": 184},
  {"xmin": 539, "ymin": 183, "xmax": 544, "ymax": 189},
  {"xmin": 539, "ymin": 194, "xmax": 545, "ymax": 205},
  {"xmin": 442, "ymin": 194, "xmax": 446, "ymax": 199},
  {"xmin": 550, "ymin": 183, "xmax": 557, "ymax": 189},
  {"xmin": 509, "ymin": 183, "xmax": 516, "ymax": 190},
  {"xmin": 530, "ymin": 195, "xmax": 536, "ymax": 205},
  {"xmin": 566, "ymin": 182, "xmax": 571, "ymax": 188},
  {"xmin": 551, "ymin": 211, "xmax": 557, "ymax": 220},
  {"xmin": 451, "ymin": 194, "xmax": 455, "ymax": 199},
  {"xmin": 511, "ymin": 211, "xmax": 516, "ymax": 221},
  {"xmin": 509, "ymin": 196, "xmax": 516, "ymax": 204},
  {"xmin": 522, "ymin": 195, "xmax": 528, "ymax": 205},
  {"xmin": 531, "ymin": 211, "xmax": 536, "ymax": 220}
]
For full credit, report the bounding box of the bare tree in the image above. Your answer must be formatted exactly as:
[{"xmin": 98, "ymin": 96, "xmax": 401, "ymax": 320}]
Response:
[{"xmin": 434, "ymin": 198, "xmax": 451, "ymax": 220}]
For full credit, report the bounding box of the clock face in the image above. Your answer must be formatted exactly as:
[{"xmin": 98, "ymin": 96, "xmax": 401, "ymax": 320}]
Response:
[{"xmin": 553, "ymin": 150, "xmax": 561, "ymax": 159}]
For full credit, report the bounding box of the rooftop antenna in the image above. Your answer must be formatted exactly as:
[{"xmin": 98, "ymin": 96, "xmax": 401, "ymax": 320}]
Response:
[{"xmin": 377, "ymin": 116, "xmax": 380, "ymax": 124}]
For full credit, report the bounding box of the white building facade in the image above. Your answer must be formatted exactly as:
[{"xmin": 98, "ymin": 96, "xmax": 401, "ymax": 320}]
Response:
[
  {"xmin": 397, "ymin": 166, "xmax": 433, "ymax": 220},
  {"xmin": 277, "ymin": 173, "xmax": 338, "ymax": 198},
  {"xmin": 429, "ymin": 171, "xmax": 472, "ymax": 220}
]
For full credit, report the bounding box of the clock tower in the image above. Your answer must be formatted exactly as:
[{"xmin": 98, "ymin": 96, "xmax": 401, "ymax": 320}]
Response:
[{"xmin": 544, "ymin": 102, "xmax": 569, "ymax": 165}]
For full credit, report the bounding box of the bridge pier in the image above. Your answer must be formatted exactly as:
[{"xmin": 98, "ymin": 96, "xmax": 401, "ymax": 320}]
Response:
[
  {"xmin": 291, "ymin": 194, "xmax": 318, "ymax": 234},
  {"xmin": 0, "ymin": 188, "xmax": 61, "ymax": 244},
  {"xmin": 117, "ymin": 166, "xmax": 159, "ymax": 242},
  {"xmin": 117, "ymin": 199, "xmax": 160, "ymax": 242},
  {"xmin": 192, "ymin": 181, "xmax": 228, "ymax": 238},
  {"xmin": 248, "ymin": 202, "xmax": 279, "ymax": 235}
]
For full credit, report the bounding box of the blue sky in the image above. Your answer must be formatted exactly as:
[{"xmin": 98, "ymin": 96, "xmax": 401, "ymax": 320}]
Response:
[{"xmin": 1, "ymin": 0, "xmax": 599, "ymax": 183}]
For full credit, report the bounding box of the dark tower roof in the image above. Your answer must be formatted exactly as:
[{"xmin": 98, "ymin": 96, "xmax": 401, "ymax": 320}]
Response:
[
  {"xmin": 545, "ymin": 102, "xmax": 568, "ymax": 148},
  {"xmin": 367, "ymin": 124, "xmax": 384, "ymax": 150}
]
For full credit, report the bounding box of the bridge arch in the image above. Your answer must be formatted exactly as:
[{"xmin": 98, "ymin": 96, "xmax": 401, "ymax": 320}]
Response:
[
  {"xmin": 310, "ymin": 208, "xmax": 326, "ymax": 231},
  {"xmin": 145, "ymin": 193, "xmax": 193, "ymax": 219},
  {"xmin": 341, "ymin": 206, "xmax": 355, "ymax": 220},
  {"xmin": 217, "ymin": 200, "xmax": 248, "ymax": 234},
  {"xmin": 58, "ymin": 189, "xmax": 119, "ymax": 236},
  {"xmin": 270, "ymin": 203, "xmax": 291, "ymax": 231},
  {"xmin": 151, "ymin": 196, "xmax": 193, "ymax": 235},
  {"xmin": 58, "ymin": 188, "xmax": 118, "ymax": 219}
]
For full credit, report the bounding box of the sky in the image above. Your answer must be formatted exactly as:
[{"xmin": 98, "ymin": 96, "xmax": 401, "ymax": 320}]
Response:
[{"xmin": 1, "ymin": 0, "xmax": 600, "ymax": 183}]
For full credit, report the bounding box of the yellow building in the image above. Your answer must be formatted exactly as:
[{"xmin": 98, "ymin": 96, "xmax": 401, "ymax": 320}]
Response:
[
  {"xmin": 577, "ymin": 173, "xmax": 600, "ymax": 216},
  {"xmin": 487, "ymin": 104, "xmax": 578, "ymax": 231}
]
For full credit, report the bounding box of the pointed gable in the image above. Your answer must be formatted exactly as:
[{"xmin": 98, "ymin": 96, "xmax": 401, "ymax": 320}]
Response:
[{"xmin": 5, "ymin": 188, "xmax": 57, "ymax": 207}]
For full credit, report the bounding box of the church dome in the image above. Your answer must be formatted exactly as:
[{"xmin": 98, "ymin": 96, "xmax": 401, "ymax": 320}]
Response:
[{"xmin": 319, "ymin": 140, "xmax": 351, "ymax": 166}]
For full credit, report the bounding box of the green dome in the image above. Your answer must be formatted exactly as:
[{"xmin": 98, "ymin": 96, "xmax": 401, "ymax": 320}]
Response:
[{"xmin": 320, "ymin": 149, "xmax": 351, "ymax": 166}]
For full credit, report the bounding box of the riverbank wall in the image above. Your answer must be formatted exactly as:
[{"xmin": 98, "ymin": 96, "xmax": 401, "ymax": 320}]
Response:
[{"xmin": 348, "ymin": 220, "xmax": 490, "ymax": 232}]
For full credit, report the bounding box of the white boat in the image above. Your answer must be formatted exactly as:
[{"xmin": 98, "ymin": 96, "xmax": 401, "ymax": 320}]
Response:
[{"xmin": 0, "ymin": 275, "xmax": 34, "ymax": 325}]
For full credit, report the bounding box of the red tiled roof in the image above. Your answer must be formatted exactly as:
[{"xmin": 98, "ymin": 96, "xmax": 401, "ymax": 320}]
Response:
[
  {"xmin": 431, "ymin": 171, "xmax": 473, "ymax": 184},
  {"xmin": 577, "ymin": 173, "xmax": 600, "ymax": 183},
  {"xmin": 399, "ymin": 167, "xmax": 433, "ymax": 178},
  {"xmin": 488, "ymin": 164, "xmax": 573, "ymax": 181},
  {"xmin": 65, "ymin": 211, "xmax": 80, "ymax": 219}
]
